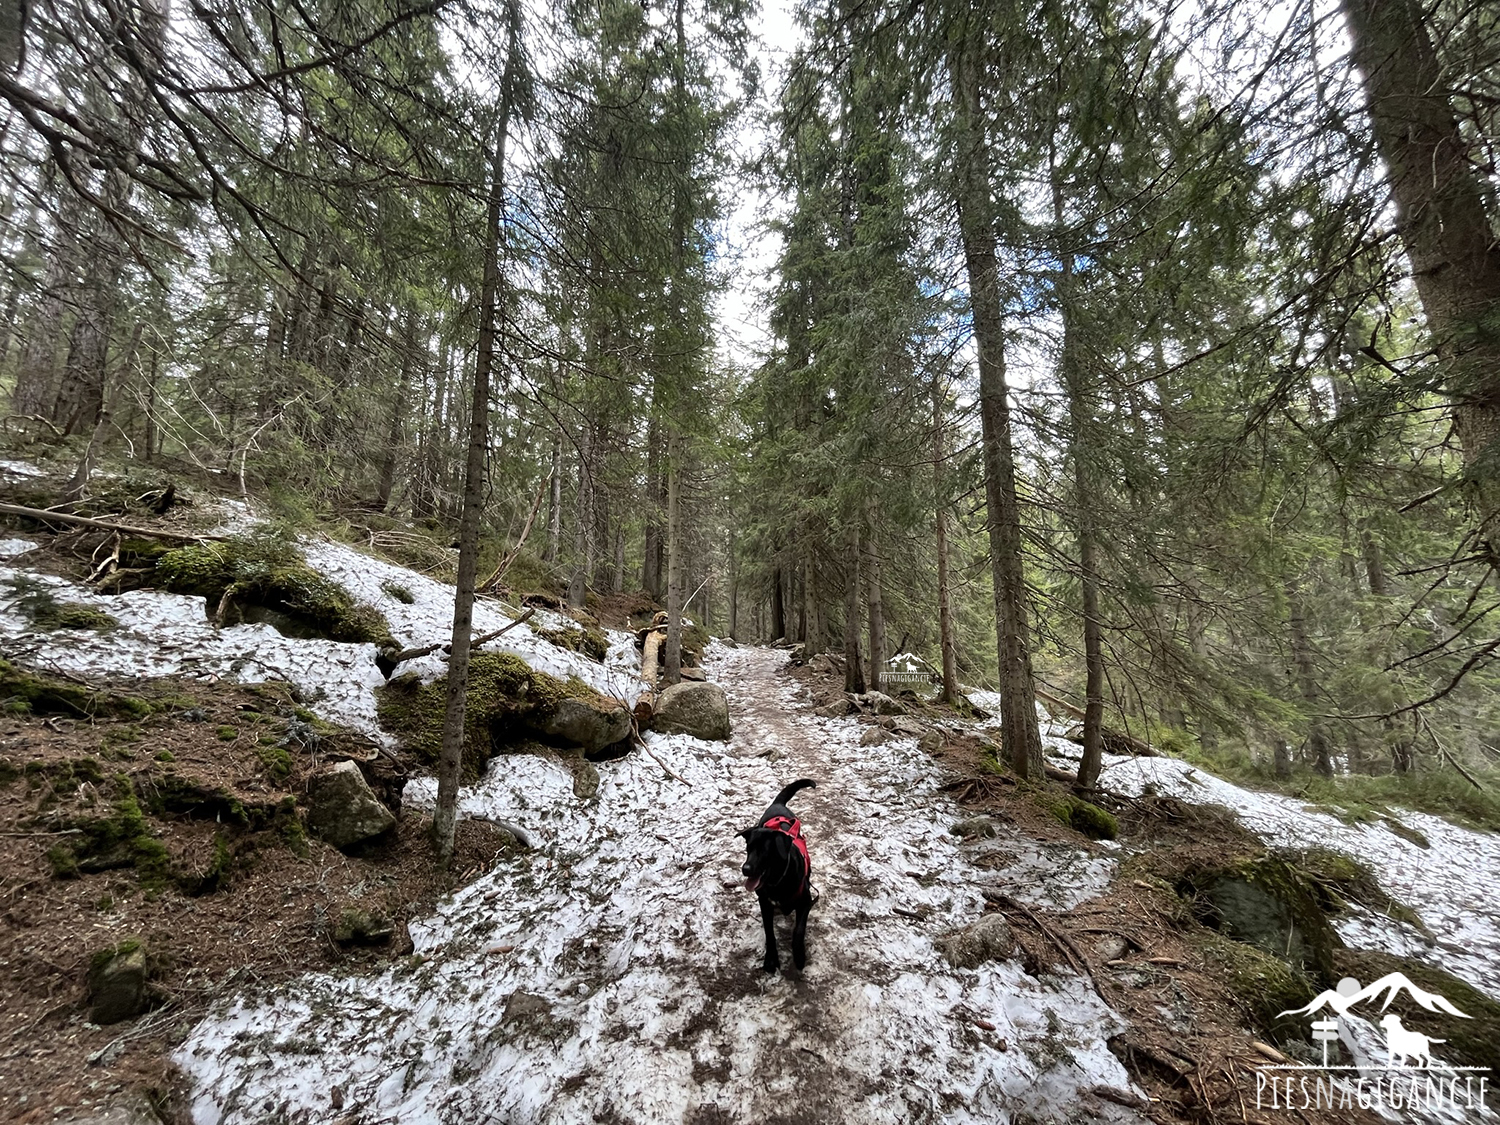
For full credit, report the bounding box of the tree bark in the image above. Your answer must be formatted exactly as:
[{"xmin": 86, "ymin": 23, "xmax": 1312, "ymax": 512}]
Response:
[
  {"xmin": 843, "ymin": 522, "xmax": 866, "ymax": 694},
  {"xmin": 375, "ymin": 307, "xmax": 418, "ymax": 513},
  {"xmin": 545, "ymin": 430, "xmax": 562, "ymax": 563},
  {"xmin": 1341, "ymin": 0, "xmax": 1500, "ymax": 560},
  {"xmin": 434, "ymin": 6, "xmax": 521, "ymax": 868},
  {"xmin": 932, "ymin": 376, "xmax": 959, "ymax": 704},
  {"xmin": 771, "ymin": 564, "xmax": 786, "ymax": 641},
  {"xmin": 1287, "ymin": 581, "xmax": 1333, "ymax": 778},
  {"xmin": 865, "ymin": 502, "xmax": 887, "ymax": 690},
  {"xmin": 950, "ymin": 33, "xmax": 1044, "ymax": 781},
  {"xmin": 663, "ymin": 428, "xmax": 683, "ymax": 685}
]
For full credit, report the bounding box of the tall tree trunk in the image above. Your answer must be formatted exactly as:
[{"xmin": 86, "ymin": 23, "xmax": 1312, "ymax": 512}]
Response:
[
  {"xmin": 375, "ymin": 307, "xmax": 419, "ymax": 512},
  {"xmin": 865, "ymin": 503, "xmax": 887, "ymax": 690},
  {"xmin": 643, "ymin": 411, "xmax": 663, "ymax": 600},
  {"xmin": 950, "ymin": 34, "xmax": 1044, "ymax": 780},
  {"xmin": 1341, "ymin": 0, "xmax": 1500, "ymax": 560},
  {"xmin": 803, "ymin": 554, "xmax": 823, "ymax": 658},
  {"xmin": 771, "ymin": 564, "xmax": 786, "ymax": 641},
  {"xmin": 663, "ymin": 429, "xmax": 683, "ymax": 684},
  {"xmin": 1287, "ymin": 581, "xmax": 1333, "ymax": 778},
  {"xmin": 434, "ymin": 7, "xmax": 520, "ymax": 868},
  {"xmin": 142, "ymin": 342, "xmax": 159, "ymax": 460},
  {"xmin": 545, "ymin": 430, "xmax": 563, "ymax": 564},
  {"xmin": 568, "ymin": 427, "xmax": 593, "ymax": 610},
  {"xmin": 843, "ymin": 522, "xmax": 866, "ymax": 694},
  {"xmin": 1051, "ymin": 176, "xmax": 1106, "ymax": 795},
  {"xmin": 932, "ymin": 377, "xmax": 959, "ymax": 704}
]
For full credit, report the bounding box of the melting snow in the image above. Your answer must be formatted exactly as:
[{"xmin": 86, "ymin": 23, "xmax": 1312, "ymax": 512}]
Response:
[
  {"xmin": 174, "ymin": 647, "xmax": 1145, "ymax": 1125},
  {"xmin": 1099, "ymin": 754, "xmax": 1500, "ymax": 1005}
]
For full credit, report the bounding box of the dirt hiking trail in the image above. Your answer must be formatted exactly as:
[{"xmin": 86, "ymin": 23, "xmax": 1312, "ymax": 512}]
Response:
[{"xmin": 176, "ymin": 644, "xmax": 1140, "ymax": 1125}]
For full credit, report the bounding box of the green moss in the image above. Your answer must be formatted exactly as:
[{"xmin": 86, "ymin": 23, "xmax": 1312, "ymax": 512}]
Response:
[
  {"xmin": 537, "ymin": 623, "xmax": 608, "ymax": 663},
  {"xmin": 1200, "ymin": 931, "xmax": 1316, "ymax": 1042},
  {"xmin": 156, "ymin": 533, "xmax": 393, "ymax": 646},
  {"xmin": 47, "ymin": 844, "xmax": 79, "ymax": 878},
  {"xmin": 4, "ymin": 574, "xmax": 119, "ymax": 631},
  {"xmin": 1287, "ymin": 846, "xmax": 1430, "ymax": 935},
  {"xmin": 257, "ymin": 741, "xmax": 292, "ymax": 779},
  {"xmin": 380, "ymin": 581, "xmax": 416, "ymax": 604},
  {"xmin": 0, "ymin": 658, "xmax": 150, "ymax": 720},
  {"xmin": 216, "ymin": 725, "xmax": 238, "ymax": 741},
  {"xmin": 276, "ymin": 796, "xmax": 307, "ymax": 855},
  {"xmin": 180, "ymin": 833, "xmax": 233, "ymax": 896},
  {"xmin": 0, "ymin": 758, "xmax": 17, "ymax": 785},
  {"xmin": 1039, "ymin": 792, "xmax": 1119, "ymax": 840},
  {"xmin": 376, "ymin": 652, "xmax": 598, "ymax": 779},
  {"xmin": 154, "ymin": 750, "xmax": 175, "ymax": 762},
  {"xmin": 1177, "ymin": 854, "xmax": 1343, "ymax": 980}
]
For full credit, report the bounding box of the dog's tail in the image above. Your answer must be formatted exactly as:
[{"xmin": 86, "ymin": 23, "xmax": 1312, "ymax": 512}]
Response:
[{"xmin": 774, "ymin": 778, "xmax": 817, "ymax": 806}]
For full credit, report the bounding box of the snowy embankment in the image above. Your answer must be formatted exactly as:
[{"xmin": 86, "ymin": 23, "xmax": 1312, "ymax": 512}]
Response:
[
  {"xmin": 175, "ymin": 644, "xmax": 1142, "ymax": 1125},
  {"xmin": 0, "ymin": 529, "xmax": 642, "ymax": 746},
  {"xmin": 1091, "ymin": 753, "xmax": 1500, "ymax": 1005}
]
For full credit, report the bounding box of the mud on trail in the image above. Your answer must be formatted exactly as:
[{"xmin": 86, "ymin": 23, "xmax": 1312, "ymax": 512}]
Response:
[{"xmin": 177, "ymin": 645, "xmax": 1142, "ymax": 1125}]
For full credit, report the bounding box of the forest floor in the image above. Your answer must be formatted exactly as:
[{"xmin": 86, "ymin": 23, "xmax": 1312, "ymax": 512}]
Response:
[{"xmin": 174, "ymin": 646, "xmax": 1383, "ymax": 1125}]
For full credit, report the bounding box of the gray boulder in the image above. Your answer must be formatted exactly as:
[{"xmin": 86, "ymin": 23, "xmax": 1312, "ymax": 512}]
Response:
[
  {"xmin": 528, "ymin": 696, "xmax": 632, "ymax": 752},
  {"xmin": 653, "ymin": 681, "xmax": 731, "ymax": 741},
  {"xmin": 88, "ymin": 941, "xmax": 154, "ymax": 1025},
  {"xmin": 815, "ymin": 698, "xmax": 854, "ymax": 719},
  {"xmin": 859, "ymin": 726, "xmax": 886, "ymax": 747},
  {"xmin": 306, "ymin": 760, "xmax": 396, "ymax": 851},
  {"xmin": 918, "ymin": 730, "xmax": 944, "ymax": 754},
  {"xmin": 807, "ymin": 653, "xmax": 839, "ymax": 676},
  {"xmin": 937, "ymin": 914, "xmax": 1013, "ymax": 969}
]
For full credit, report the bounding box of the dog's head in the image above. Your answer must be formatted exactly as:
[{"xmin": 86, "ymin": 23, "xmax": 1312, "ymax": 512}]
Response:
[{"xmin": 737, "ymin": 826, "xmax": 793, "ymax": 893}]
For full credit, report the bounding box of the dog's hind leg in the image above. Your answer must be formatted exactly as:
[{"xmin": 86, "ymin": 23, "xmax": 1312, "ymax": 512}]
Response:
[
  {"xmin": 791, "ymin": 901, "xmax": 809, "ymax": 970},
  {"xmin": 760, "ymin": 895, "xmax": 779, "ymax": 974}
]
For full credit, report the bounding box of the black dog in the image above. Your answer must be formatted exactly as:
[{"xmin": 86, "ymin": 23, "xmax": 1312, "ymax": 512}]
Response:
[{"xmin": 739, "ymin": 779, "xmax": 816, "ymax": 974}]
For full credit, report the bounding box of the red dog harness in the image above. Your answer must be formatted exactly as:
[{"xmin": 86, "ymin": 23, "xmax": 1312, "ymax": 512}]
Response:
[{"xmin": 764, "ymin": 815, "xmax": 809, "ymax": 897}]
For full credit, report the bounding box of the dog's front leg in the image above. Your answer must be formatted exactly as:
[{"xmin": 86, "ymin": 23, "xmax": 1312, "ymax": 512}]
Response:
[
  {"xmin": 791, "ymin": 900, "xmax": 809, "ymax": 970},
  {"xmin": 759, "ymin": 894, "xmax": 779, "ymax": 973}
]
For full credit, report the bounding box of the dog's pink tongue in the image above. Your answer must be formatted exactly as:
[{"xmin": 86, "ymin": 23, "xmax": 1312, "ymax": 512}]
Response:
[{"xmin": 744, "ymin": 875, "xmax": 762, "ymax": 892}]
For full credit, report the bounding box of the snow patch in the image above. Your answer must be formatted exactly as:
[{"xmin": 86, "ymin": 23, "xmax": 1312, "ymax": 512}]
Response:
[
  {"xmin": 0, "ymin": 537, "xmax": 38, "ymax": 559},
  {"xmin": 175, "ymin": 646, "xmax": 1143, "ymax": 1125},
  {"xmin": 1102, "ymin": 754, "xmax": 1500, "ymax": 1003}
]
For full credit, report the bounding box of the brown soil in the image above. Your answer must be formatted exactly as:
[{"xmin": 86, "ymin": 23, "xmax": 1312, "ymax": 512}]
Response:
[{"xmin": 0, "ymin": 672, "xmax": 511, "ymax": 1124}]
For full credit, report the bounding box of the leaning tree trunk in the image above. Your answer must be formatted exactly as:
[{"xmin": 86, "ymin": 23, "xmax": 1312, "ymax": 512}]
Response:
[
  {"xmin": 950, "ymin": 33, "xmax": 1044, "ymax": 780},
  {"xmin": 374, "ymin": 307, "xmax": 419, "ymax": 512},
  {"xmin": 434, "ymin": 7, "xmax": 521, "ymax": 868},
  {"xmin": 1341, "ymin": 0, "xmax": 1500, "ymax": 560}
]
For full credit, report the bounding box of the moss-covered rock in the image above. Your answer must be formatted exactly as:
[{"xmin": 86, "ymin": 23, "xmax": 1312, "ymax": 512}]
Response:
[
  {"xmin": 1331, "ymin": 948, "xmax": 1500, "ymax": 1074},
  {"xmin": 1177, "ymin": 854, "xmax": 1343, "ymax": 980},
  {"xmin": 537, "ymin": 621, "xmax": 609, "ymax": 663},
  {"xmin": 155, "ymin": 533, "xmax": 392, "ymax": 645},
  {"xmin": 376, "ymin": 652, "xmax": 627, "ymax": 778},
  {"xmin": 1044, "ymin": 794, "xmax": 1119, "ymax": 840},
  {"xmin": 1290, "ymin": 846, "xmax": 1429, "ymax": 935},
  {"xmin": 1200, "ymin": 931, "xmax": 1316, "ymax": 1042},
  {"xmin": 87, "ymin": 937, "xmax": 160, "ymax": 1024}
]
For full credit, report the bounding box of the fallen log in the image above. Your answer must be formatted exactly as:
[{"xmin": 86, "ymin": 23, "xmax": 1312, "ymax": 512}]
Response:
[
  {"xmin": 641, "ymin": 628, "xmax": 664, "ymax": 686},
  {"xmin": 1035, "ymin": 686, "xmax": 1159, "ymax": 757},
  {"xmin": 0, "ymin": 502, "xmax": 222, "ymax": 542}
]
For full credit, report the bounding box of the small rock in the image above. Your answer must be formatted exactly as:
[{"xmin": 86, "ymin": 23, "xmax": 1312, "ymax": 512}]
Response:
[
  {"xmin": 889, "ymin": 716, "xmax": 925, "ymax": 737},
  {"xmin": 306, "ymin": 761, "xmax": 397, "ymax": 852},
  {"xmin": 678, "ymin": 666, "xmax": 707, "ymax": 682},
  {"xmin": 652, "ymin": 681, "xmax": 732, "ymax": 741},
  {"xmin": 859, "ymin": 690, "xmax": 905, "ymax": 716},
  {"xmin": 87, "ymin": 941, "xmax": 154, "ymax": 1026},
  {"xmin": 937, "ymin": 914, "xmax": 1014, "ymax": 969},
  {"xmin": 917, "ymin": 730, "xmax": 944, "ymax": 754},
  {"xmin": 949, "ymin": 815, "xmax": 1001, "ymax": 840},
  {"xmin": 787, "ymin": 643, "xmax": 807, "ymax": 665},
  {"xmin": 815, "ymin": 699, "xmax": 853, "ymax": 719},
  {"xmin": 859, "ymin": 726, "xmax": 886, "ymax": 747},
  {"xmin": 1094, "ymin": 934, "xmax": 1130, "ymax": 961},
  {"xmin": 566, "ymin": 757, "xmax": 600, "ymax": 800}
]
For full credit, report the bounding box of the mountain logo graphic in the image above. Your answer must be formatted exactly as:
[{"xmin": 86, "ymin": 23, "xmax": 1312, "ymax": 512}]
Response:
[{"xmin": 1278, "ymin": 972, "xmax": 1471, "ymax": 1069}]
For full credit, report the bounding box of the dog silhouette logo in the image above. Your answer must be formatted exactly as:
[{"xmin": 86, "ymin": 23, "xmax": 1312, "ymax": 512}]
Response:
[{"xmin": 1278, "ymin": 972, "xmax": 1471, "ymax": 1068}]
